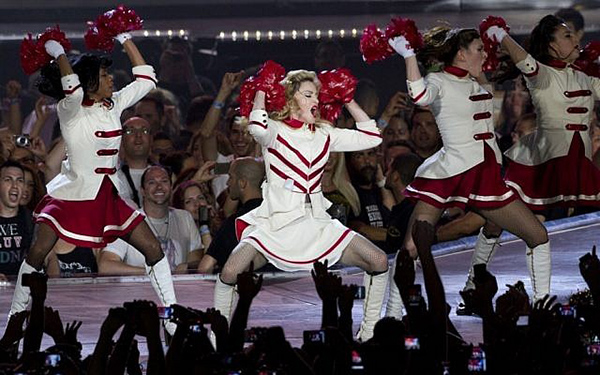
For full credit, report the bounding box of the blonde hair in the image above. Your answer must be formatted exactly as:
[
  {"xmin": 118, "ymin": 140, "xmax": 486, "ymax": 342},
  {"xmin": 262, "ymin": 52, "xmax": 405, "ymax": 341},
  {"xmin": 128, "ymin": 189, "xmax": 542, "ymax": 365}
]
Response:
[
  {"xmin": 271, "ymin": 70, "xmax": 321, "ymax": 121},
  {"xmin": 329, "ymin": 152, "xmax": 361, "ymax": 216}
]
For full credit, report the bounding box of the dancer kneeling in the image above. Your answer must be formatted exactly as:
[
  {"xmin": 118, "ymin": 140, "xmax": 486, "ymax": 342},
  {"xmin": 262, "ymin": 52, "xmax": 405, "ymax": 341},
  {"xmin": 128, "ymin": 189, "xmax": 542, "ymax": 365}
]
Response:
[{"xmin": 214, "ymin": 69, "xmax": 388, "ymax": 342}]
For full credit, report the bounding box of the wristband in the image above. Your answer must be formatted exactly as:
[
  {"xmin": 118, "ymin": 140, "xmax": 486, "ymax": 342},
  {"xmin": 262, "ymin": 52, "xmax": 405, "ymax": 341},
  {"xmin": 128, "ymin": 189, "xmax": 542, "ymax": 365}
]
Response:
[
  {"xmin": 115, "ymin": 32, "xmax": 132, "ymax": 44},
  {"xmin": 199, "ymin": 224, "xmax": 211, "ymax": 236},
  {"xmin": 212, "ymin": 101, "xmax": 225, "ymax": 109},
  {"xmin": 376, "ymin": 178, "xmax": 386, "ymax": 188},
  {"xmin": 376, "ymin": 118, "xmax": 389, "ymax": 129}
]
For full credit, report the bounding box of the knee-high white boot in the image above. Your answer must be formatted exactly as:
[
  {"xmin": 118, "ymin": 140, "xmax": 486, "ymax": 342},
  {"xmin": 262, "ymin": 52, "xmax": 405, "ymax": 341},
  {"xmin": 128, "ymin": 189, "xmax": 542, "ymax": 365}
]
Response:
[
  {"xmin": 9, "ymin": 261, "xmax": 38, "ymax": 317},
  {"xmin": 213, "ymin": 275, "xmax": 237, "ymax": 323},
  {"xmin": 385, "ymin": 254, "xmax": 405, "ymax": 318},
  {"xmin": 145, "ymin": 257, "xmax": 177, "ymax": 335},
  {"xmin": 526, "ymin": 241, "xmax": 551, "ymax": 302},
  {"xmin": 357, "ymin": 270, "xmax": 389, "ymax": 342},
  {"xmin": 464, "ymin": 228, "xmax": 500, "ymax": 291}
]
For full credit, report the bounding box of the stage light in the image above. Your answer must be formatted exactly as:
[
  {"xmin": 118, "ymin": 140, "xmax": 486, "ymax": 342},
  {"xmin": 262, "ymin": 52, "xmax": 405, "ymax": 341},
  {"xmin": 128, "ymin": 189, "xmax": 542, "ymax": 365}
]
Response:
[
  {"xmin": 143, "ymin": 30, "xmax": 149, "ymax": 37},
  {"xmin": 352, "ymin": 28, "xmax": 358, "ymax": 37},
  {"xmin": 167, "ymin": 30, "xmax": 173, "ymax": 36},
  {"xmin": 292, "ymin": 30, "xmax": 297, "ymax": 40},
  {"xmin": 256, "ymin": 31, "xmax": 261, "ymax": 41},
  {"xmin": 268, "ymin": 30, "xmax": 273, "ymax": 40},
  {"xmin": 316, "ymin": 30, "xmax": 321, "ymax": 39},
  {"xmin": 232, "ymin": 31, "xmax": 237, "ymax": 41},
  {"xmin": 155, "ymin": 30, "xmax": 161, "ymax": 36},
  {"xmin": 219, "ymin": 31, "xmax": 225, "ymax": 40},
  {"xmin": 304, "ymin": 29, "xmax": 309, "ymax": 39},
  {"xmin": 243, "ymin": 30, "xmax": 249, "ymax": 41},
  {"xmin": 340, "ymin": 29, "xmax": 345, "ymax": 38},
  {"xmin": 280, "ymin": 30, "xmax": 285, "ymax": 40},
  {"xmin": 328, "ymin": 29, "xmax": 333, "ymax": 38}
]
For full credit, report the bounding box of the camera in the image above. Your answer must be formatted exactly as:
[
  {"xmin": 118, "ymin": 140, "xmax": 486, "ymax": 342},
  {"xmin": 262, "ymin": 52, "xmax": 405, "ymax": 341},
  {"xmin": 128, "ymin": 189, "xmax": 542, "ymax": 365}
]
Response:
[
  {"xmin": 157, "ymin": 306, "xmax": 173, "ymax": 319},
  {"xmin": 244, "ymin": 327, "xmax": 266, "ymax": 342},
  {"xmin": 408, "ymin": 284, "xmax": 422, "ymax": 307},
  {"xmin": 404, "ymin": 336, "xmax": 420, "ymax": 350},
  {"xmin": 560, "ymin": 304, "xmax": 576, "ymax": 318},
  {"xmin": 468, "ymin": 346, "xmax": 486, "ymax": 372},
  {"xmin": 14, "ymin": 134, "xmax": 31, "ymax": 148},
  {"xmin": 190, "ymin": 324, "xmax": 203, "ymax": 333},
  {"xmin": 198, "ymin": 206, "xmax": 209, "ymax": 224},
  {"xmin": 303, "ymin": 330, "xmax": 326, "ymax": 344},
  {"xmin": 45, "ymin": 353, "xmax": 61, "ymax": 367},
  {"xmin": 351, "ymin": 349, "xmax": 364, "ymax": 371},
  {"xmin": 354, "ymin": 285, "xmax": 366, "ymax": 299},
  {"xmin": 214, "ymin": 162, "xmax": 231, "ymax": 175}
]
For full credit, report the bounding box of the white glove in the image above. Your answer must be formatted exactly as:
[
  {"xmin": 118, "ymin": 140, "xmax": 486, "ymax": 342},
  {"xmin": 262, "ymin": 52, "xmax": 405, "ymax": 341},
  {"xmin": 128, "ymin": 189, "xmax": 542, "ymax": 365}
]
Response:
[
  {"xmin": 114, "ymin": 32, "xmax": 132, "ymax": 44},
  {"xmin": 44, "ymin": 40, "xmax": 65, "ymax": 59},
  {"xmin": 485, "ymin": 26, "xmax": 507, "ymax": 44},
  {"xmin": 389, "ymin": 36, "xmax": 415, "ymax": 59}
]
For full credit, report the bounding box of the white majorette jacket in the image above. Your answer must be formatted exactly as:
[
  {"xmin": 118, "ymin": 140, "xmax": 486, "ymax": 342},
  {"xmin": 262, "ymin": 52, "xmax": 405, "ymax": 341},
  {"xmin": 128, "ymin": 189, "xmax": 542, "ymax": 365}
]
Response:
[
  {"xmin": 247, "ymin": 109, "xmax": 382, "ymax": 232},
  {"xmin": 46, "ymin": 65, "xmax": 157, "ymax": 201},
  {"xmin": 506, "ymin": 54, "xmax": 600, "ymax": 165},
  {"xmin": 406, "ymin": 66, "xmax": 502, "ymax": 179}
]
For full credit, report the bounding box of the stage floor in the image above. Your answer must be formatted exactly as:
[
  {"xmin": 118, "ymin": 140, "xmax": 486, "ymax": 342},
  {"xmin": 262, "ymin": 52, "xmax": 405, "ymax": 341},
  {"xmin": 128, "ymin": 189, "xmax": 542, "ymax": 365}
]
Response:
[{"xmin": 0, "ymin": 220, "xmax": 596, "ymax": 356}]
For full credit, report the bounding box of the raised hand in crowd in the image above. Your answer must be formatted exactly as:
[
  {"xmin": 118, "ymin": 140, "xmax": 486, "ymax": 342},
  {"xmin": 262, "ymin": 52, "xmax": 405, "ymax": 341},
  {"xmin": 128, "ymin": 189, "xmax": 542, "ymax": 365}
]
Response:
[
  {"xmin": 43, "ymin": 306, "xmax": 65, "ymax": 344},
  {"xmin": 312, "ymin": 259, "xmax": 342, "ymax": 328},
  {"xmin": 337, "ymin": 283, "xmax": 357, "ymax": 342},
  {"xmin": 0, "ymin": 310, "xmax": 29, "ymax": 358},
  {"xmin": 3, "ymin": 79, "xmax": 23, "ymax": 134},
  {"xmin": 379, "ymin": 91, "xmax": 411, "ymax": 127},
  {"xmin": 88, "ymin": 307, "xmax": 127, "ymax": 375},
  {"xmin": 228, "ymin": 262, "xmax": 263, "ymax": 352},
  {"xmin": 579, "ymin": 245, "xmax": 600, "ymax": 299},
  {"xmin": 22, "ymin": 272, "xmax": 47, "ymax": 354}
]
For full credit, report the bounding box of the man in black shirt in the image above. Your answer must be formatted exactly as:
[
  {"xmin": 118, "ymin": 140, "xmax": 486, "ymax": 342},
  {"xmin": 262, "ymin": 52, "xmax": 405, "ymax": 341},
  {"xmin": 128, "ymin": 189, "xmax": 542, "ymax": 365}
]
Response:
[
  {"xmin": 198, "ymin": 157, "xmax": 264, "ymax": 273},
  {"xmin": 384, "ymin": 153, "xmax": 422, "ymax": 318},
  {"xmin": 346, "ymin": 148, "xmax": 391, "ymax": 251},
  {"xmin": 0, "ymin": 161, "xmax": 33, "ymax": 279}
]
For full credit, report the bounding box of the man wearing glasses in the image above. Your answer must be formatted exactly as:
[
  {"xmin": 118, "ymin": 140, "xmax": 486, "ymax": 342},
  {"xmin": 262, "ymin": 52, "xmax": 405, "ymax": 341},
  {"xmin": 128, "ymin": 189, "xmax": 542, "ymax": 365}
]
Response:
[{"xmin": 118, "ymin": 116, "xmax": 152, "ymax": 207}]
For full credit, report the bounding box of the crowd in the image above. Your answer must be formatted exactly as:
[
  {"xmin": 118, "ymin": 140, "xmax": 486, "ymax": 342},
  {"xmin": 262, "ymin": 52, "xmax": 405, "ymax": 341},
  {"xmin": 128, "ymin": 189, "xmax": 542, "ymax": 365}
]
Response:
[
  {"xmin": 0, "ymin": 3, "xmax": 600, "ymax": 374},
  {"xmin": 1, "ymin": 222, "xmax": 599, "ymax": 374}
]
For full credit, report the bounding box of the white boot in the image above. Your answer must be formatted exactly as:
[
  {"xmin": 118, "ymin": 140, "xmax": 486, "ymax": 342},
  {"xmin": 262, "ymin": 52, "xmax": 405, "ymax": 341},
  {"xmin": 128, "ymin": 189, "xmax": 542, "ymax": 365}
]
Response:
[
  {"xmin": 9, "ymin": 261, "xmax": 39, "ymax": 318},
  {"xmin": 526, "ymin": 241, "xmax": 551, "ymax": 302},
  {"xmin": 385, "ymin": 254, "xmax": 404, "ymax": 318},
  {"xmin": 357, "ymin": 270, "xmax": 389, "ymax": 342},
  {"xmin": 145, "ymin": 257, "xmax": 177, "ymax": 335},
  {"xmin": 213, "ymin": 275, "xmax": 237, "ymax": 323},
  {"xmin": 464, "ymin": 228, "xmax": 500, "ymax": 291}
]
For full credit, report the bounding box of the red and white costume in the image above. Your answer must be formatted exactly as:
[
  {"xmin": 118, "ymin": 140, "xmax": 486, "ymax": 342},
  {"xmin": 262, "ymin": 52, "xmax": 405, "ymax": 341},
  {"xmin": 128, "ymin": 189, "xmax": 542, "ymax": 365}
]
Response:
[
  {"xmin": 505, "ymin": 55, "xmax": 600, "ymax": 208},
  {"xmin": 235, "ymin": 109, "xmax": 382, "ymax": 271},
  {"xmin": 404, "ymin": 66, "xmax": 517, "ymax": 209},
  {"xmin": 34, "ymin": 65, "xmax": 157, "ymax": 247}
]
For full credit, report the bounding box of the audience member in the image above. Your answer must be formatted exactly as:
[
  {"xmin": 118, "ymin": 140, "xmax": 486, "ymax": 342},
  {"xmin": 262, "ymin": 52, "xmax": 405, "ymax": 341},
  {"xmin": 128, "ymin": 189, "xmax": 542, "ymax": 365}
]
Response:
[
  {"xmin": 346, "ymin": 148, "xmax": 391, "ymax": 250},
  {"xmin": 117, "ymin": 116, "xmax": 153, "ymax": 207},
  {"xmin": 0, "ymin": 161, "xmax": 33, "ymax": 278},
  {"xmin": 314, "ymin": 39, "xmax": 346, "ymax": 72},
  {"xmin": 409, "ymin": 107, "xmax": 441, "ymax": 160},
  {"xmin": 321, "ymin": 152, "xmax": 360, "ymax": 225},
  {"xmin": 171, "ymin": 180, "xmax": 213, "ymax": 250},
  {"xmin": 99, "ymin": 165, "xmax": 203, "ymax": 274}
]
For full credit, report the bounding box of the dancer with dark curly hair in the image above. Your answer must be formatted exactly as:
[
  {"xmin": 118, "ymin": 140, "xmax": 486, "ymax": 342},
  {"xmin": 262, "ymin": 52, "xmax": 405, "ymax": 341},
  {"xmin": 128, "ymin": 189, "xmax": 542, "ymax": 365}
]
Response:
[{"xmin": 10, "ymin": 30, "xmax": 177, "ymax": 333}]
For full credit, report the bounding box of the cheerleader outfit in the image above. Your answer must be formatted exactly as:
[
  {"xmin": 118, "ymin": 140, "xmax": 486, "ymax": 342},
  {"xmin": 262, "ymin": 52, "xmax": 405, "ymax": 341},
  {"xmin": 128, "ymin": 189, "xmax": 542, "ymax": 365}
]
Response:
[
  {"xmin": 504, "ymin": 55, "xmax": 600, "ymax": 209},
  {"xmin": 236, "ymin": 109, "xmax": 382, "ymax": 272},
  {"xmin": 34, "ymin": 65, "xmax": 157, "ymax": 247},
  {"xmin": 404, "ymin": 66, "xmax": 517, "ymax": 210}
]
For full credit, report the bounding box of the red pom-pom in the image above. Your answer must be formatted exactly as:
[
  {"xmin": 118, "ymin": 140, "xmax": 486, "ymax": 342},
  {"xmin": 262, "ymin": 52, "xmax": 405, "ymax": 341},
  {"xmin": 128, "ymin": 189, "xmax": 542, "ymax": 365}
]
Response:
[
  {"xmin": 20, "ymin": 25, "xmax": 71, "ymax": 75},
  {"xmin": 384, "ymin": 17, "xmax": 423, "ymax": 51},
  {"xmin": 574, "ymin": 41, "xmax": 600, "ymax": 78},
  {"xmin": 85, "ymin": 5, "xmax": 143, "ymax": 51},
  {"xmin": 317, "ymin": 68, "xmax": 357, "ymax": 123},
  {"xmin": 479, "ymin": 16, "xmax": 510, "ymax": 72},
  {"xmin": 319, "ymin": 103, "xmax": 342, "ymax": 125},
  {"xmin": 238, "ymin": 61, "xmax": 287, "ymax": 117},
  {"xmin": 360, "ymin": 24, "xmax": 394, "ymax": 64}
]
